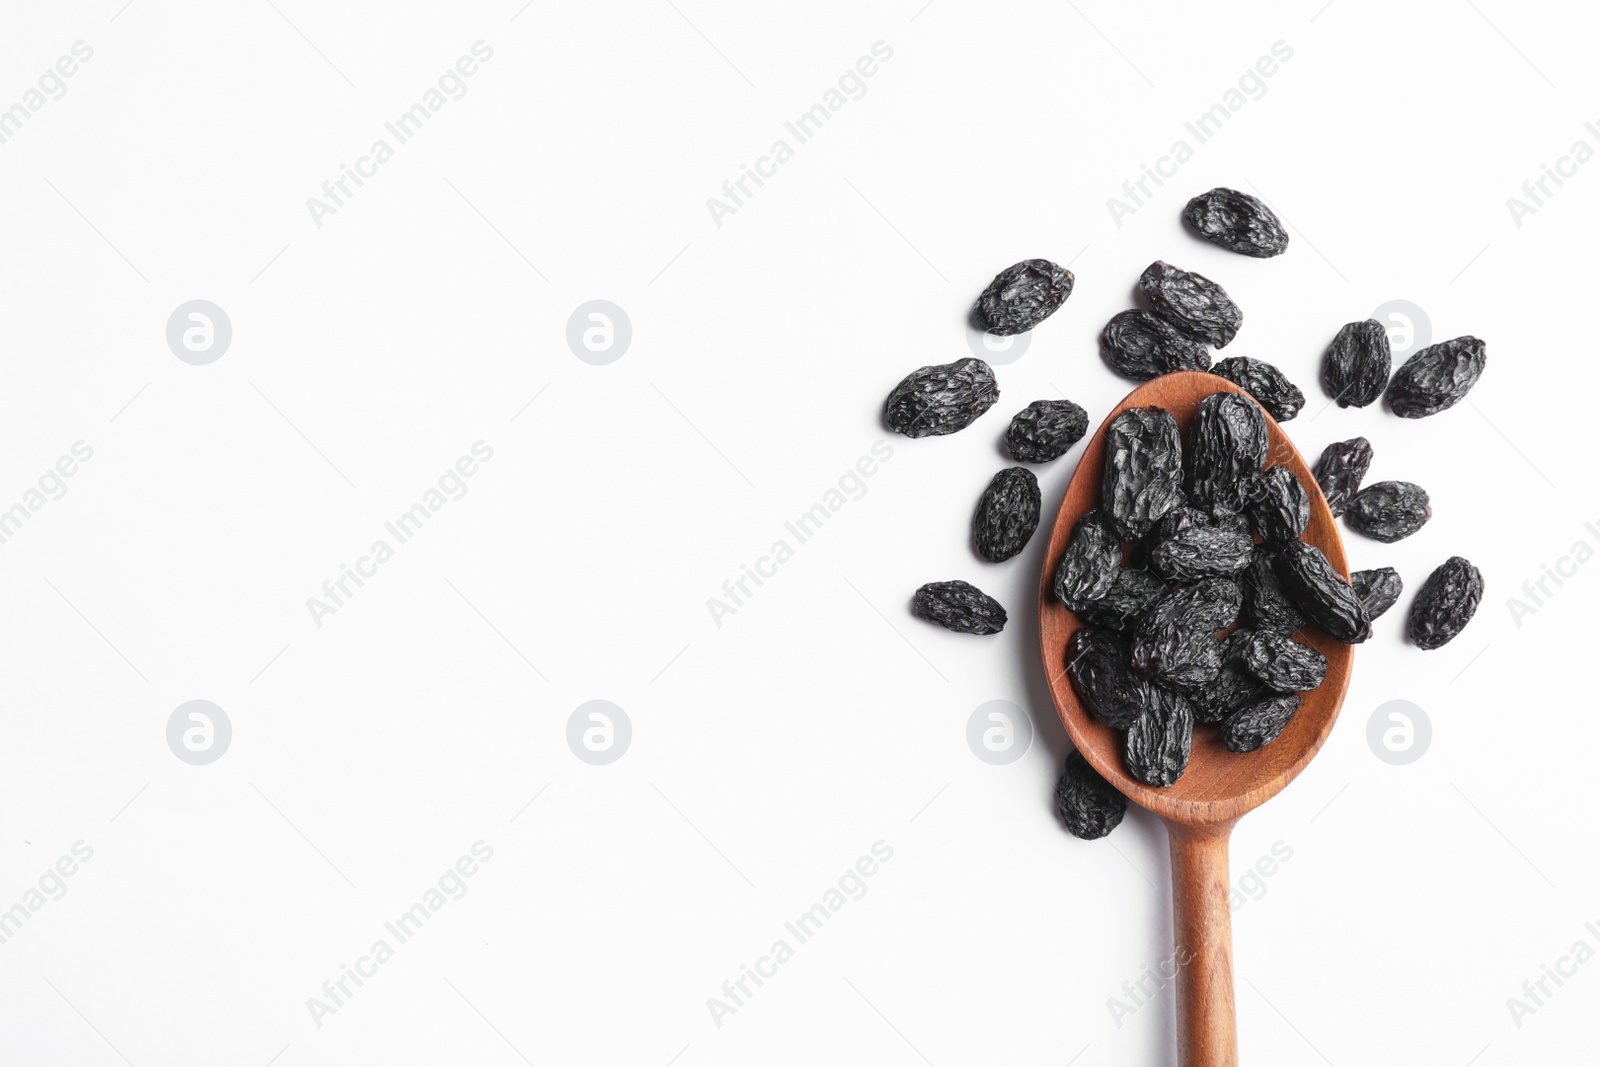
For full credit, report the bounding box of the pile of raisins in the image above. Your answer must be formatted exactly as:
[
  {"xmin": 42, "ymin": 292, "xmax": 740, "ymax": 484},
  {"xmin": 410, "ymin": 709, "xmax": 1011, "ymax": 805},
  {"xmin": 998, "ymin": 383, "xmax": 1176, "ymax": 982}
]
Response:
[{"xmin": 876, "ymin": 189, "xmax": 1486, "ymax": 842}]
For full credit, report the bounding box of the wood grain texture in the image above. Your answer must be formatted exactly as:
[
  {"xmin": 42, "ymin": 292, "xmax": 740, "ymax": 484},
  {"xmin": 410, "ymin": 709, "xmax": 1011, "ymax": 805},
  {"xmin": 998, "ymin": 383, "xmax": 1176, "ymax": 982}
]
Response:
[{"xmin": 1036, "ymin": 371, "xmax": 1354, "ymax": 1067}]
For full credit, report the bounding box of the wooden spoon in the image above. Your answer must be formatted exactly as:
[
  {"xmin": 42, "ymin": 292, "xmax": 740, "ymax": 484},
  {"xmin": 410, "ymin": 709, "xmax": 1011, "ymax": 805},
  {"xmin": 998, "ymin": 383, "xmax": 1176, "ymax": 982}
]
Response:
[{"xmin": 1037, "ymin": 371, "xmax": 1353, "ymax": 1067}]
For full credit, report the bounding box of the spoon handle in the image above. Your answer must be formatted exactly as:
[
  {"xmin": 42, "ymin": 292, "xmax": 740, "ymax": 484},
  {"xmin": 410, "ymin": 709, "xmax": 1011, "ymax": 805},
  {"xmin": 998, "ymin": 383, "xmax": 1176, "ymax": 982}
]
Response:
[{"xmin": 1169, "ymin": 824, "xmax": 1238, "ymax": 1067}]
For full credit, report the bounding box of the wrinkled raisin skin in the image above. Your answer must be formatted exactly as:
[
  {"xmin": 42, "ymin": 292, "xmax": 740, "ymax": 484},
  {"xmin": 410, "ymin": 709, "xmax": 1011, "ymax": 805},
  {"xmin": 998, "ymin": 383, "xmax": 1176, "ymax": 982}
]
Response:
[
  {"xmin": 1147, "ymin": 525, "xmax": 1255, "ymax": 582},
  {"xmin": 1186, "ymin": 392, "xmax": 1268, "ymax": 516},
  {"xmin": 1409, "ymin": 556, "xmax": 1483, "ymax": 650},
  {"xmin": 1124, "ymin": 686, "xmax": 1194, "ymax": 787},
  {"xmin": 884, "ymin": 358, "xmax": 1000, "ymax": 439},
  {"xmin": 1007, "ymin": 399, "xmax": 1088, "ymax": 463},
  {"xmin": 975, "ymin": 259, "xmax": 1074, "ymax": 336},
  {"xmin": 1322, "ymin": 319, "xmax": 1392, "ymax": 408},
  {"xmin": 1138, "ymin": 261, "xmax": 1243, "ymax": 348},
  {"xmin": 1312, "ymin": 437, "xmax": 1373, "ymax": 519},
  {"xmin": 973, "ymin": 467, "xmax": 1041, "ymax": 563},
  {"xmin": 1131, "ymin": 578, "xmax": 1240, "ymax": 691},
  {"xmin": 1274, "ymin": 541, "xmax": 1369, "ymax": 643},
  {"xmin": 1066, "ymin": 629, "xmax": 1147, "ymax": 730},
  {"xmin": 1220, "ymin": 693, "xmax": 1300, "ymax": 752},
  {"xmin": 1351, "ymin": 567, "xmax": 1403, "ymax": 621},
  {"xmin": 1346, "ymin": 480, "xmax": 1431, "ymax": 543},
  {"xmin": 1211, "ymin": 356, "xmax": 1305, "ymax": 422},
  {"xmin": 1244, "ymin": 466, "xmax": 1310, "ymax": 545},
  {"xmin": 1055, "ymin": 509, "xmax": 1122, "ymax": 606},
  {"xmin": 1101, "ymin": 406, "xmax": 1186, "ymax": 541},
  {"xmin": 1241, "ymin": 546, "xmax": 1305, "ymax": 635},
  {"xmin": 1071, "ymin": 567, "xmax": 1168, "ymax": 633},
  {"xmin": 1100, "ymin": 310, "xmax": 1211, "ymax": 380},
  {"xmin": 1386, "ymin": 336, "xmax": 1487, "ymax": 418},
  {"xmin": 1056, "ymin": 750, "xmax": 1127, "ymax": 840},
  {"xmin": 1241, "ymin": 631, "xmax": 1328, "ymax": 693},
  {"xmin": 1182, "ymin": 187, "xmax": 1289, "ymax": 258},
  {"xmin": 913, "ymin": 580, "xmax": 1007, "ymax": 635}
]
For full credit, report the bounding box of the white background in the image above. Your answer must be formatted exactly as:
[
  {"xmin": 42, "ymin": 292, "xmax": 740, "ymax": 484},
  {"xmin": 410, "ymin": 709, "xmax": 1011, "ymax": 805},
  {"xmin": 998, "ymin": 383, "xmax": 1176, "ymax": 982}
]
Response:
[{"xmin": 0, "ymin": 1, "xmax": 1594, "ymax": 1064}]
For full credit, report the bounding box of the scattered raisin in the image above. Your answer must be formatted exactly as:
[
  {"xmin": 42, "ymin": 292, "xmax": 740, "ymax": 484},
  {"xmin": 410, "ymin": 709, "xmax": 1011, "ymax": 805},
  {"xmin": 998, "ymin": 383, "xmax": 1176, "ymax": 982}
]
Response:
[
  {"xmin": 1312, "ymin": 437, "xmax": 1373, "ymax": 519},
  {"xmin": 1056, "ymin": 749, "xmax": 1128, "ymax": 840},
  {"xmin": 1055, "ymin": 508, "xmax": 1122, "ymax": 606},
  {"xmin": 1100, "ymin": 310, "xmax": 1211, "ymax": 381},
  {"xmin": 1346, "ymin": 480, "xmax": 1431, "ymax": 543},
  {"xmin": 1386, "ymin": 336, "xmax": 1487, "ymax": 418},
  {"xmin": 885, "ymin": 358, "xmax": 1000, "ymax": 438},
  {"xmin": 973, "ymin": 467, "xmax": 1041, "ymax": 563},
  {"xmin": 975, "ymin": 259, "xmax": 1074, "ymax": 336},
  {"xmin": 1243, "ymin": 465, "xmax": 1310, "ymax": 544},
  {"xmin": 1409, "ymin": 556, "xmax": 1483, "ymax": 650},
  {"xmin": 1241, "ymin": 631, "xmax": 1328, "ymax": 692},
  {"xmin": 1182, "ymin": 187, "xmax": 1289, "ymax": 258},
  {"xmin": 1220, "ymin": 693, "xmax": 1301, "ymax": 753},
  {"xmin": 1138, "ymin": 261, "xmax": 1243, "ymax": 347},
  {"xmin": 1125, "ymin": 686, "xmax": 1195, "ymax": 787},
  {"xmin": 1186, "ymin": 392, "xmax": 1268, "ymax": 516},
  {"xmin": 1007, "ymin": 399, "xmax": 1088, "ymax": 463},
  {"xmin": 1210, "ymin": 356, "xmax": 1305, "ymax": 421},
  {"xmin": 1066, "ymin": 629, "xmax": 1148, "ymax": 730},
  {"xmin": 913, "ymin": 580, "xmax": 1007, "ymax": 635},
  {"xmin": 1101, "ymin": 406, "xmax": 1186, "ymax": 541},
  {"xmin": 1351, "ymin": 567, "xmax": 1403, "ymax": 622},
  {"xmin": 1322, "ymin": 319, "xmax": 1391, "ymax": 408}
]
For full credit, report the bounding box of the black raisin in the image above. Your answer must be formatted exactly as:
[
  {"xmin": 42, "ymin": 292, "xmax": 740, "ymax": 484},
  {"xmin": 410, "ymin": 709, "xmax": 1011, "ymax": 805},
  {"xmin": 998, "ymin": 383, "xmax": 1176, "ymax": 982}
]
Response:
[
  {"xmin": 1125, "ymin": 685, "xmax": 1195, "ymax": 787},
  {"xmin": 1054, "ymin": 508, "xmax": 1122, "ymax": 606},
  {"xmin": 974, "ymin": 259, "xmax": 1074, "ymax": 336},
  {"xmin": 1220, "ymin": 693, "xmax": 1300, "ymax": 753},
  {"xmin": 1210, "ymin": 356, "xmax": 1305, "ymax": 422},
  {"xmin": 1007, "ymin": 399, "xmax": 1088, "ymax": 463},
  {"xmin": 1409, "ymin": 556, "xmax": 1483, "ymax": 650},
  {"xmin": 1194, "ymin": 652, "xmax": 1271, "ymax": 726},
  {"xmin": 1351, "ymin": 567, "xmax": 1403, "ymax": 621},
  {"xmin": 885, "ymin": 358, "xmax": 1000, "ymax": 438},
  {"xmin": 1056, "ymin": 749, "xmax": 1128, "ymax": 840},
  {"xmin": 1274, "ymin": 541, "xmax": 1370, "ymax": 643},
  {"xmin": 1322, "ymin": 319, "xmax": 1391, "ymax": 408},
  {"xmin": 1072, "ymin": 567, "xmax": 1168, "ymax": 633},
  {"xmin": 1243, "ymin": 465, "xmax": 1310, "ymax": 544},
  {"xmin": 1346, "ymin": 480, "xmax": 1431, "ymax": 543},
  {"xmin": 1101, "ymin": 406, "xmax": 1186, "ymax": 541},
  {"xmin": 1100, "ymin": 310, "xmax": 1211, "ymax": 380},
  {"xmin": 1386, "ymin": 336, "xmax": 1487, "ymax": 418},
  {"xmin": 973, "ymin": 467, "xmax": 1041, "ymax": 563},
  {"xmin": 1131, "ymin": 578, "xmax": 1240, "ymax": 691},
  {"xmin": 1241, "ymin": 546, "xmax": 1305, "ymax": 635},
  {"xmin": 1182, "ymin": 187, "xmax": 1289, "ymax": 258},
  {"xmin": 1312, "ymin": 437, "xmax": 1373, "ymax": 519},
  {"xmin": 1132, "ymin": 506, "xmax": 1208, "ymax": 569},
  {"xmin": 1186, "ymin": 392, "xmax": 1268, "ymax": 515},
  {"xmin": 1147, "ymin": 525, "xmax": 1255, "ymax": 582},
  {"xmin": 1138, "ymin": 261, "xmax": 1242, "ymax": 348},
  {"xmin": 912, "ymin": 580, "xmax": 1007, "ymax": 635},
  {"xmin": 1066, "ymin": 629, "xmax": 1148, "ymax": 730},
  {"xmin": 1241, "ymin": 631, "xmax": 1327, "ymax": 692}
]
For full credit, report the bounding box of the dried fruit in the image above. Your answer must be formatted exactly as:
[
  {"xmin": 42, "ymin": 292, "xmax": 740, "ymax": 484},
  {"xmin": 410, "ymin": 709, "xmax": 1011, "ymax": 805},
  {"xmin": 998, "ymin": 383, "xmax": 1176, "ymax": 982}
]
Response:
[
  {"xmin": 1322, "ymin": 319, "xmax": 1391, "ymax": 408},
  {"xmin": 1131, "ymin": 578, "xmax": 1240, "ymax": 691},
  {"xmin": 1386, "ymin": 336, "xmax": 1487, "ymax": 418},
  {"xmin": 1243, "ymin": 465, "xmax": 1310, "ymax": 544},
  {"xmin": 1125, "ymin": 686, "xmax": 1195, "ymax": 787},
  {"xmin": 1194, "ymin": 641, "xmax": 1271, "ymax": 725},
  {"xmin": 912, "ymin": 580, "xmax": 1007, "ymax": 635},
  {"xmin": 1312, "ymin": 437, "xmax": 1373, "ymax": 519},
  {"xmin": 1186, "ymin": 392, "xmax": 1268, "ymax": 516},
  {"xmin": 1346, "ymin": 480, "xmax": 1431, "ymax": 543},
  {"xmin": 973, "ymin": 467, "xmax": 1041, "ymax": 562},
  {"xmin": 1101, "ymin": 406, "xmax": 1186, "ymax": 540},
  {"xmin": 1007, "ymin": 399, "xmax": 1088, "ymax": 463},
  {"xmin": 1409, "ymin": 556, "xmax": 1483, "ymax": 650},
  {"xmin": 974, "ymin": 259, "xmax": 1074, "ymax": 336},
  {"xmin": 1182, "ymin": 187, "xmax": 1289, "ymax": 258},
  {"xmin": 1056, "ymin": 750, "xmax": 1128, "ymax": 840},
  {"xmin": 1100, "ymin": 310, "xmax": 1211, "ymax": 380},
  {"xmin": 1220, "ymin": 693, "xmax": 1300, "ymax": 753},
  {"xmin": 1210, "ymin": 356, "xmax": 1305, "ymax": 422},
  {"xmin": 1351, "ymin": 567, "xmax": 1403, "ymax": 621},
  {"xmin": 1072, "ymin": 567, "xmax": 1168, "ymax": 633},
  {"xmin": 1241, "ymin": 631, "xmax": 1327, "ymax": 692},
  {"xmin": 1274, "ymin": 541, "xmax": 1369, "ymax": 643},
  {"xmin": 1054, "ymin": 509, "xmax": 1122, "ymax": 606},
  {"xmin": 885, "ymin": 358, "xmax": 1000, "ymax": 438},
  {"xmin": 1138, "ymin": 261, "xmax": 1242, "ymax": 347},
  {"xmin": 1241, "ymin": 546, "xmax": 1305, "ymax": 636},
  {"xmin": 1066, "ymin": 629, "xmax": 1148, "ymax": 729},
  {"xmin": 1147, "ymin": 524, "xmax": 1254, "ymax": 582}
]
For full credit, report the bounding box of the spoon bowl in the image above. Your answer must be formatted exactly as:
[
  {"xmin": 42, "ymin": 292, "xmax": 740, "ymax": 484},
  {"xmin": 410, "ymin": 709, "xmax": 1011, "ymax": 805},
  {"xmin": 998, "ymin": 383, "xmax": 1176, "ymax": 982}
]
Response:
[{"xmin": 1037, "ymin": 370, "xmax": 1353, "ymax": 1066}]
